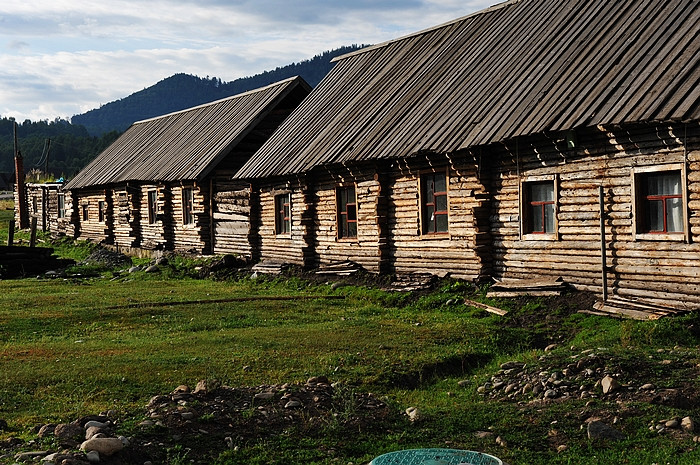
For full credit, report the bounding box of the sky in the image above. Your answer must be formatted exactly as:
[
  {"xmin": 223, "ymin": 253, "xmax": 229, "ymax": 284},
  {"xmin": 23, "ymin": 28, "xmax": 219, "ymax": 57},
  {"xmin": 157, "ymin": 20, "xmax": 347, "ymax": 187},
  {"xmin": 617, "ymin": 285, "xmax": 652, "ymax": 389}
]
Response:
[{"xmin": 0, "ymin": 0, "xmax": 496, "ymax": 123}]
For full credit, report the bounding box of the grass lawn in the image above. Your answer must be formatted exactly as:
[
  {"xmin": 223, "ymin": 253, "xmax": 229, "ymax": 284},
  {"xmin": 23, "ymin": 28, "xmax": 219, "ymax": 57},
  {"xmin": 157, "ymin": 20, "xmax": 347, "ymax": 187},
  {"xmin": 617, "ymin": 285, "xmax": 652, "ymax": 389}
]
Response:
[{"xmin": 1, "ymin": 232, "xmax": 700, "ymax": 463}]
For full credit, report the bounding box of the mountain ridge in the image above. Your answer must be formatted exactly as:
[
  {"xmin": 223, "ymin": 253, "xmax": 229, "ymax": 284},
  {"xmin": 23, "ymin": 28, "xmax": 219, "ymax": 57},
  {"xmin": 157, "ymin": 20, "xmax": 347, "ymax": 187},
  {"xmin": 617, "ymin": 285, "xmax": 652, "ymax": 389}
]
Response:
[{"xmin": 71, "ymin": 45, "xmax": 366, "ymax": 136}]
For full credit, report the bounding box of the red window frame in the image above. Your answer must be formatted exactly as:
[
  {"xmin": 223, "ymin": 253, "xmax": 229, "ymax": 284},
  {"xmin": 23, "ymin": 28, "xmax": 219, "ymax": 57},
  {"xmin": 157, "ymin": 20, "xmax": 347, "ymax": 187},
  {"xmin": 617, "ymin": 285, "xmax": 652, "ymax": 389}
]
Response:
[
  {"xmin": 640, "ymin": 172, "xmax": 683, "ymax": 234},
  {"xmin": 525, "ymin": 181, "xmax": 555, "ymax": 235},
  {"xmin": 337, "ymin": 186, "xmax": 357, "ymax": 239},
  {"xmin": 421, "ymin": 172, "xmax": 448, "ymax": 234},
  {"xmin": 275, "ymin": 193, "xmax": 291, "ymax": 235}
]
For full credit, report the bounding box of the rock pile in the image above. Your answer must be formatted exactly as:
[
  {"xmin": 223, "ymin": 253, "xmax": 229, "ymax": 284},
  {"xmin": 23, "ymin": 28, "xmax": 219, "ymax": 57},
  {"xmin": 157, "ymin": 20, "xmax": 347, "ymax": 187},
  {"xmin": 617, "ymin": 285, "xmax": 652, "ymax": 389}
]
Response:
[{"xmin": 1, "ymin": 378, "xmax": 390, "ymax": 464}]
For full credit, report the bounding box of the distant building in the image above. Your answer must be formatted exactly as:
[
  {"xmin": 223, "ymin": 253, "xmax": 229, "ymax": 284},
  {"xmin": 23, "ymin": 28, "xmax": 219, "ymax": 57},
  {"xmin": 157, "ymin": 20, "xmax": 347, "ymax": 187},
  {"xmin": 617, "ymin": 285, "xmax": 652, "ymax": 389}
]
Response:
[{"xmin": 61, "ymin": 76, "xmax": 311, "ymax": 255}]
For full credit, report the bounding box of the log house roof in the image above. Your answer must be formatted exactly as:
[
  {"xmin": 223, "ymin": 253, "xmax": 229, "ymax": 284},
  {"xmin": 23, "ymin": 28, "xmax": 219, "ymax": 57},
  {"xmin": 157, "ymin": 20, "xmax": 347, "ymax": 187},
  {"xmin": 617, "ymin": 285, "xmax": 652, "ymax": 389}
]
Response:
[
  {"xmin": 66, "ymin": 76, "xmax": 310, "ymax": 189},
  {"xmin": 236, "ymin": 0, "xmax": 700, "ymax": 179}
]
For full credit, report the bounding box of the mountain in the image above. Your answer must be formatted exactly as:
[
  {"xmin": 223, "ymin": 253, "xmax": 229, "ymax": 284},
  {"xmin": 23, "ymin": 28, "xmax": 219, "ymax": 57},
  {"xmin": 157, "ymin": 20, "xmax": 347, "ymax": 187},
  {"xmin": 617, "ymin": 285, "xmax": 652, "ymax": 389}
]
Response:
[{"xmin": 71, "ymin": 45, "xmax": 366, "ymax": 136}]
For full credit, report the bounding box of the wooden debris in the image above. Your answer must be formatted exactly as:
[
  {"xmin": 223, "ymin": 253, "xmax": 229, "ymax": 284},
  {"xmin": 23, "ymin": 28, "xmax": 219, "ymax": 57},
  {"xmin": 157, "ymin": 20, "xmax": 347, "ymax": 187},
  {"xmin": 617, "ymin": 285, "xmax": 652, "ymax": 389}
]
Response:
[
  {"xmin": 464, "ymin": 298, "xmax": 508, "ymax": 316},
  {"xmin": 251, "ymin": 261, "xmax": 289, "ymax": 275},
  {"xmin": 384, "ymin": 272, "xmax": 437, "ymax": 292},
  {"xmin": 592, "ymin": 297, "xmax": 688, "ymax": 320},
  {"xmin": 487, "ymin": 277, "xmax": 568, "ymax": 298},
  {"xmin": 315, "ymin": 260, "xmax": 363, "ymax": 276}
]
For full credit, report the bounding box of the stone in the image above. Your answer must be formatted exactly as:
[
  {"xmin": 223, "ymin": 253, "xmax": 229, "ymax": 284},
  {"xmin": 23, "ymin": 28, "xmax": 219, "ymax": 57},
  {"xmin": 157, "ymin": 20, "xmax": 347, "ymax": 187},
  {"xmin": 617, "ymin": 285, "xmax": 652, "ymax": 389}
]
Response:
[
  {"xmin": 144, "ymin": 265, "xmax": 159, "ymax": 273},
  {"xmin": 86, "ymin": 450, "xmax": 100, "ymax": 463},
  {"xmin": 80, "ymin": 437, "xmax": 125, "ymax": 456},
  {"xmin": 284, "ymin": 400, "xmax": 302, "ymax": 409},
  {"xmin": 601, "ymin": 375, "xmax": 620, "ymax": 394},
  {"xmin": 544, "ymin": 343, "xmax": 558, "ymax": 352},
  {"xmin": 85, "ymin": 426, "xmax": 109, "ymax": 440},
  {"xmin": 194, "ymin": 379, "xmax": 220, "ymax": 394},
  {"xmin": 307, "ymin": 376, "xmax": 330, "ymax": 385},
  {"xmin": 665, "ymin": 419, "xmax": 680, "ymax": 429},
  {"xmin": 173, "ymin": 385, "xmax": 190, "ymax": 393},
  {"xmin": 474, "ymin": 431, "xmax": 494, "ymax": 439},
  {"xmin": 405, "ymin": 407, "xmax": 422, "ymax": 422},
  {"xmin": 496, "ymin": 436, "xmax": 508, "ymax": 447},
  {"xmin": 457, "ymin": 380, "xmax": 470, "ymax": 388},
  {"xmin": 544, "ymin": 389, "xmax": 558, "ymax": 399},
  {"xmin": 254, "ymin": 392, "xmax": 275, "ymax": 400},
  {"xmin": 500, "ymin": 361, "xmax": 525, "ymax": 370},
  {"xmin": 14, "ymin": 451, "xmax": 50, "ymax": 461},
  {"xmin": 640, "ymin": 383, "xmax": 655, "ymax": 390},
  {"xmin": 557, "ymin": 445, "xmax": 568, "ymax": 453},
  {"xmin": 37, "ymin": 424, "xmax": 56, "ymax": 438},
  {"xmin": 84, "ymin": 420, "xmax": 110, "ymax": 429},
  {"xmin": 682, "ymin": 416, "xmax": 695, "ymax": 433},
  {"xmin": 128, "ymin": 266, "xmax": 141, "ymax": 273},
  {"xmin": 55, "ymin": 423, "xmax": 83, "ymax": 440},
  {"xmin": 587, "ymin": 420, "xmax": 625, "ymax": 441},
  {"xmin": 180, "ymin": 412, "xmax": 196, "ymax": 420}
]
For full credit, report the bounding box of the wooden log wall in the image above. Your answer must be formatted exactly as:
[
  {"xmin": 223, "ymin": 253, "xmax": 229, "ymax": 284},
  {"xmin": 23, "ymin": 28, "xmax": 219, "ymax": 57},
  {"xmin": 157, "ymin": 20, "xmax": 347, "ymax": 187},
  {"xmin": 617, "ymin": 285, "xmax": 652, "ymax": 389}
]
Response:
[
  {"xmin": 387, "ymin": 154, "xmax": 489, "ymax": 280},
  {"xmin": 312, "ymin": 166, "xmax": 383, "ymax": 272},
  {"xmin": 487, "ymin": 121, "xmax": 700, "ymax": 309},
  {"xmin": 74, "ymin": 189, "xmax": 110, "ymax": 243},
  {"xmin": 256, "ymin": 177, "xmax": 313, "ymax": 266},
  {"xmin": 211, "ymin": 170, "xmax": 252, "ymax": 257},
  {"xmin": 168, "ymin": 183, "xmax": 210, "ymax": 254}
]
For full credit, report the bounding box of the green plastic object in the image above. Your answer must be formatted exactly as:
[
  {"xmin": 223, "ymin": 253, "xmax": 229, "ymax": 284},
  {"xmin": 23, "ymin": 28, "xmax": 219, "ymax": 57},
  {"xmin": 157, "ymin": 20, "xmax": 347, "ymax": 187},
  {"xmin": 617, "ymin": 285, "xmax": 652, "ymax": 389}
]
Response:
[{"xmin": 369, "ymin": 448, "xmax": 502, "ymax": 465}]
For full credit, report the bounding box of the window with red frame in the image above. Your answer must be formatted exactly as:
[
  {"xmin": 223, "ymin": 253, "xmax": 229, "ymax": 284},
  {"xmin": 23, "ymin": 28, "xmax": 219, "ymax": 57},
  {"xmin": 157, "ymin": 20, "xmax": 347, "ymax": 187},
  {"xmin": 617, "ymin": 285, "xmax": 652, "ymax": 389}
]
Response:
[
  {"xmin": 638, "ymin": 171, "xmax": 683, "ymax": 233},
  {"xmin": 337, "ymin": 186, "xmax": 357, "ymax": 239},
  {"xmin": 421, "ymin": 172, "xmax": 448, "ymax": 234},
  {"xmin": 525, "ymin": 181, "xmax": 555, "ymax": 234},
  {"xmin": 275, "ymin": 193, "xmax": 291, "ymax": 234}
]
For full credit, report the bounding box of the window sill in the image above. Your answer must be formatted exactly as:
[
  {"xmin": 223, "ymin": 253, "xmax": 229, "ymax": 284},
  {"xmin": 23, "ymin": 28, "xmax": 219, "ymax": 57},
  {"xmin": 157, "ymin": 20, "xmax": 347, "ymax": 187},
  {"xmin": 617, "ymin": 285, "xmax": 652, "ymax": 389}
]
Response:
[
  {"xmin": 635, "ymin": 233, "xmax": 686, "ymax": 242},
  {"xmin": 336, "ymin": 237, "xmax": 359, "ymax": 243},
  {"xmin": 521, "ymin": 233, "xmax": 558, "ymax": 241},
  {"xmin": 420, "ymin": 232, "xmax": 451, "ymax": 240}
]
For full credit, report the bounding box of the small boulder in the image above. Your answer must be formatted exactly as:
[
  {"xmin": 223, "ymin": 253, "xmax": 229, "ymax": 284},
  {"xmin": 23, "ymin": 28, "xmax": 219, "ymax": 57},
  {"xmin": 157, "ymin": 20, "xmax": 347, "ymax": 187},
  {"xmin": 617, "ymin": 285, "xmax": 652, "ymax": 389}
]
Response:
[
  {"xmin": 55, "ymin": 423, "xmax": 83, "ymax": 440},
  {"xmin": 405, "ymin": 407, "xmax": 422, "ymax": 422},
  {"xmin": 682, "ymin": 416, "xmax": 695, "ymax": 433},
  {"xmin": 587, "ymin": 420, "xmax": 625, "ymax": 441},
  {"xmin": 80, "ymin": 437, "xmax": 125, "ymax": 456},
  {"xmin": 601, "ymin": 375, "xmax": 620, "ymax": 394}
]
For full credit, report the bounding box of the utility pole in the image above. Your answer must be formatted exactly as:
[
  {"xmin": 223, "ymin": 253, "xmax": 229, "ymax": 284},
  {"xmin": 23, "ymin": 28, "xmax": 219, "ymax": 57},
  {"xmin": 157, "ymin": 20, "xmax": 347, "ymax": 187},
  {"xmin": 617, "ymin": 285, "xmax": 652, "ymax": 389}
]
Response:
[
  {"xmin": 14, "ymin": 122, "xmax": 29, "ymax": 229},
  {"xmin": 44, "ymin": 138, "xmax": 51, "ymax": 177}
]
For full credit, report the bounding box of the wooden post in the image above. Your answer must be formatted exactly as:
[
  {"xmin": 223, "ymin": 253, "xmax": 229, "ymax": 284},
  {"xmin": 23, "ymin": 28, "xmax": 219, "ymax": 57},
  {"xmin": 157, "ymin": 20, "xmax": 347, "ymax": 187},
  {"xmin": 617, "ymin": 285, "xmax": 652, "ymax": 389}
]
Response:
[
  {"xmin": 14, "ymin": 122, "xmax": 29, "ymax": 229},
  {"xmin": 7, "ymin": 220, "xmax": 14, "ymax": 246},
  {"xmin": 599, "ymin": 186, "xmax": 608, "ymax": 301},
  {"xmin": 30, "ymin": 217, "xmax": 37, "ymax": 248}
]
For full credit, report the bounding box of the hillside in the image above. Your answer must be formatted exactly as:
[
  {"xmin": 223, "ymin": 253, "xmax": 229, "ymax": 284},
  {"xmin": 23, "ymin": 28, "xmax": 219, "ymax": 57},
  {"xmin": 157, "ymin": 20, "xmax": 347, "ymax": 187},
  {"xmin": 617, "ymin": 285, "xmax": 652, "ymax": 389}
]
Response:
[{"xmin": 71, "ymin": 45, "xmax": 366, "ymax": 135}]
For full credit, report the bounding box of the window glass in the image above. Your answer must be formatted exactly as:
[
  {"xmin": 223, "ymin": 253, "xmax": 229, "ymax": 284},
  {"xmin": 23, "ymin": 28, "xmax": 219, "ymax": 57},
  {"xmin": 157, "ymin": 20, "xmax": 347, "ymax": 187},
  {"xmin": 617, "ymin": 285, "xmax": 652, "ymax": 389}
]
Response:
[
  {"xmin": 639, "ymin": 171, "xmax": 683, "ymax": 234},
  {"xmin": 275, "ymin": 193, "xmax": 291, "ymax": 234},
  {"xmin": 525, "ymin": 181, "xmax": 555, "ymax": 234},
  {"xmin": 337, "ymin": 186, "xmax": 357, "ymax": 239},
  {"xmin": 422, "ymin": 172, "xmax": 448, "ymax": 234}
]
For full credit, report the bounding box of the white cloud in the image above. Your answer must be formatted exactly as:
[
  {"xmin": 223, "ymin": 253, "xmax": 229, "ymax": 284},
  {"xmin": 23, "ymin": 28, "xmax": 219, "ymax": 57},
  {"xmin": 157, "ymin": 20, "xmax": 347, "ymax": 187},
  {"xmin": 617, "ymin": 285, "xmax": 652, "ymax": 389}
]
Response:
[{"xmin": 0, "ymin": 0, "xmax": 496, "ymax": 122}]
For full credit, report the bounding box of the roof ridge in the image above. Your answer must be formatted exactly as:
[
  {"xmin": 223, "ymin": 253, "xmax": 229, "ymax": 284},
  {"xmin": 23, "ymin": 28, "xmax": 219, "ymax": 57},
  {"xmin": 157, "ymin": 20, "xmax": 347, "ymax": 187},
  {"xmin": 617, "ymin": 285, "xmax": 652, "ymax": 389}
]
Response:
[
  {"xmin": 331, "ymin": 0, "xmax": 522, "ymax": 63},
  {"xmin": 134, "ymin": 75, "xmax": 303, "ymax": 125}
]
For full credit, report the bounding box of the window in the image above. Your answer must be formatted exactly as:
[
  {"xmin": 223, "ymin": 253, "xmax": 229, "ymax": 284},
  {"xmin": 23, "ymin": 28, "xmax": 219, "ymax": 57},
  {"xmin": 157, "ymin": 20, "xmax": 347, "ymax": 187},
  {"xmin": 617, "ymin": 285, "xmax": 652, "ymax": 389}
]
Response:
[
  {"xmin": 182, "ymin": 188, "xmax": 194, "ymax": 225},
  {"xmin": 274, "ymin": 193, "xmax": 291, "ymax": 235},
  {"xmin": 81, "ymin": 204, "xmax": 88, "ymax": 221},
  {"xmin": 337, "ymin": 185, "xmax": 357, "ymax": 239},
  {"xmin": 32, "ymin": 196, "xmax": 38, "ymax": 213},
  {"xmin": 147, "ymin": 190, "xmax": 158, "ymax": 224},
  {"xmin": 525, "ymin": 181, "xmax": 555, "ymax": 234},
  {"xmin": 98, "ymin": 201, "xmax": 106, "ymax": 223},
  {"xmin": 634, "ymin": 167, "xmax": 685, "ymax": 238},
  {"xmin": 58, "ymin": 194, "xmax": 66, "ymax": 219},
  {"xmin": 421, "ymin": 172, "xmax": 448, "ymax": 234}
]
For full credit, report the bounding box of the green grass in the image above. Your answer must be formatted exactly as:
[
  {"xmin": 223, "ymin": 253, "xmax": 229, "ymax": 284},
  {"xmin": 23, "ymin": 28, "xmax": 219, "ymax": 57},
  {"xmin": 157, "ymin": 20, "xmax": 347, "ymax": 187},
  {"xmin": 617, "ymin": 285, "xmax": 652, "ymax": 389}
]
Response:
[{"xmin": 1, "ymin": 238, "xmax": 699, "ymax": 464}]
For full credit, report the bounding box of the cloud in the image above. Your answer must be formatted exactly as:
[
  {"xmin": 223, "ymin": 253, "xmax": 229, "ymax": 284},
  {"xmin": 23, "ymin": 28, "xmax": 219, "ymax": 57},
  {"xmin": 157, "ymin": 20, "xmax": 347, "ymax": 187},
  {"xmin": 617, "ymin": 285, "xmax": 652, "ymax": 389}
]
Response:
[{"xmin": 0, "ymin": 0, "xmax": 497, "ymax": 122}]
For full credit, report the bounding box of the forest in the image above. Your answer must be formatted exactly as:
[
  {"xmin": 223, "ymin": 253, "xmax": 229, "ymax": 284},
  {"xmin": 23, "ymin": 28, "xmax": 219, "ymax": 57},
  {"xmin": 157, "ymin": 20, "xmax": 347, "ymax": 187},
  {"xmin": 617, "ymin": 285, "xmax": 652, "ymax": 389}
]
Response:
[{"xmin": 0, "ymin": 118, "xmax": 119, "ymax": 182}]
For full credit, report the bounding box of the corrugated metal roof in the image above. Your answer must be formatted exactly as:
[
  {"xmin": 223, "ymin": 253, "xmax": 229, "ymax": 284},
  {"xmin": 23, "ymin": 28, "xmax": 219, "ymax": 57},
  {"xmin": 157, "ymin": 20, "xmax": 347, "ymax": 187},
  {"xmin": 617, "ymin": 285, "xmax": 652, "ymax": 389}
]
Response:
[
  {"xmin": 66, "ymin": 76, "xmax": 310, "ymax": 189},
  {"xmin": 236, "ymin": 0, "xmax": 700, "ymax": 179}
]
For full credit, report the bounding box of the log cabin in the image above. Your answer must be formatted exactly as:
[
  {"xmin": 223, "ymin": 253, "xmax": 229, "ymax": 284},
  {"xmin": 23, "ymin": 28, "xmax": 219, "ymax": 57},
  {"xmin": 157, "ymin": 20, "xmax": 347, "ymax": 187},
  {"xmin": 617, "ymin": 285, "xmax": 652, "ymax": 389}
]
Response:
[
  {"xmin": 63, "ymin": 76, "xmax": 311, "ymax": 256},
  {"xmin": 17, "ymin": 182, "xmax": 75, "ymax": 236},
  {"xmin": 234, "ymin": 0, "xmax": 700, "ymax": 307}
]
